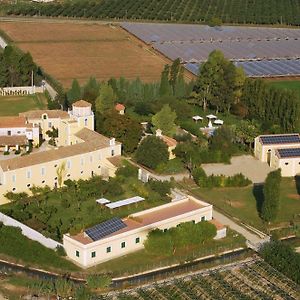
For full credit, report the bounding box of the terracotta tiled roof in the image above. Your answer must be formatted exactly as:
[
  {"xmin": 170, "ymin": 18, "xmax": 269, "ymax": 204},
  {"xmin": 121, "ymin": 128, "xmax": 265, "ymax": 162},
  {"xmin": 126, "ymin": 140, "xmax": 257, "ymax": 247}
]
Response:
[
  {"xmin": 0, "ymin": 129, "xmax": 114, "ymax": 171},
  {"xmin": 72, "ymin": 100, "xmax": 91, "ymax": 108},
  {"xmin": 107, "ymin": 155, "xmax": 123, "ymax": 167},
  {"xmin": 115, "ymin": 103, "xmax": 125, "ymax": 111},
  {"xmin": 20, "ymin": 110, "xmax": 69, "ymax": 119},
  {"xmin": 0, "ymin": 135, "xmax": 28, "ymax": 146},
  {"xmin": 0, "ymin": 117, "xmax": 26, "ymax": 128}
]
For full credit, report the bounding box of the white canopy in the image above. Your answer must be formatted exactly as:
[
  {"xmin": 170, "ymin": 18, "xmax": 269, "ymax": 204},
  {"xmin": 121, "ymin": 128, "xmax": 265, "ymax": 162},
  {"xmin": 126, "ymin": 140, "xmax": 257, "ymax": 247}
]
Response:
[
  {"xmin": 214, "ymin": 119, "xmax": 224, "ymax": 125},
  {"xmin": 206, "ymin": 114, "xmax": 217, "ymax": 119},
  {"xmin": 106, "ymin": 196, "xmax": 145, "ymax": 209},
  {"xmin": 96, "ymin": 198, "xmax": 111, "ymax": 205},
  {"xmin": 192, "ymin": 115, "xmax": 203, "ymax": 121}
]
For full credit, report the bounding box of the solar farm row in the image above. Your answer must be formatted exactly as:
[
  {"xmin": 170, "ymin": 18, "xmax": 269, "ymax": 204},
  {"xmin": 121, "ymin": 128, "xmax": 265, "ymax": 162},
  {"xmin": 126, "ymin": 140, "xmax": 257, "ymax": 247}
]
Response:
[
  {"xmin": 122, "ymin": 22, "xmax": 300, "ymax": 77},
  {"xmin": 185, "ymin": 59, "xmax": 300, "ymax": 77}
]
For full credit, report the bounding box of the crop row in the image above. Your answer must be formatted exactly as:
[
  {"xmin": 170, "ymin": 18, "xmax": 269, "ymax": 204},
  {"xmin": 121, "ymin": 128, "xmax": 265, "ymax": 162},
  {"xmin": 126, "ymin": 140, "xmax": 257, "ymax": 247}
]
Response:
[{"xmin": 4, "ymin": 0, "xmax": 300, "ymax": 26}]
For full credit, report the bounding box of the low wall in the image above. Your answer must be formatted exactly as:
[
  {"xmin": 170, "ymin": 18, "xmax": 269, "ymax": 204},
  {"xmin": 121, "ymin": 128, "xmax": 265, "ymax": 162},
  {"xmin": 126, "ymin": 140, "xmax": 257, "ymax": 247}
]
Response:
[
  {"xmin": 0, "ymin": 212, "xmax": 62, "ymax": 250},
  {"xmin": 0, "ymin": 86, "xmax": 45, "ymax": 96}
]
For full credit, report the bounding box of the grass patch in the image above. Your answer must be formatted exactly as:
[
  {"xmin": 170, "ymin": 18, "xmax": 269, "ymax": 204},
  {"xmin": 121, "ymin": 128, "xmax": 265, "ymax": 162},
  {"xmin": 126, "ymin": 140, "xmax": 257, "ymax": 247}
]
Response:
[
  {"xmin": 88, "ymin": 229, "xmax": 246, "ymax": 276},
  {"xmin": 155, "ymin": 158, "xmax": 186, "ymax": 174},
  {"xmin": 180, "ymin": 177, "xmax": 300, "ymax": 232},
  {"xmin": 0, "ymin": 224, "xmax": 79, "ymax": 273},
  {"xmin": 268, "ymin": 80, "xmax": 300, "ymax": 98},
  {"xmin": 0, "ymin": 93, "xmax": 47, "ymax": 116}
]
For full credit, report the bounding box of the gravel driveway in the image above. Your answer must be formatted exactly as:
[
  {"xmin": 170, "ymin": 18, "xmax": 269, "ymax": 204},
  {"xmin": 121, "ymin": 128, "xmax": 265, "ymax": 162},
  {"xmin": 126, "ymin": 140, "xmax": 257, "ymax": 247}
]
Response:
[{"xmin": 202, "ymin": 155, "xmax": 275, "ymax": 183}]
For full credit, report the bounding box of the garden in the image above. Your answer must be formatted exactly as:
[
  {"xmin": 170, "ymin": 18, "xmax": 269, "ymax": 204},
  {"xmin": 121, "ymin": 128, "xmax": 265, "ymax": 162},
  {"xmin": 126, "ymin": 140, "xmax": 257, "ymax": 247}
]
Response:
[{"xmin": 0, "ymin": 163, "xmax": 173, "ymax": 241}]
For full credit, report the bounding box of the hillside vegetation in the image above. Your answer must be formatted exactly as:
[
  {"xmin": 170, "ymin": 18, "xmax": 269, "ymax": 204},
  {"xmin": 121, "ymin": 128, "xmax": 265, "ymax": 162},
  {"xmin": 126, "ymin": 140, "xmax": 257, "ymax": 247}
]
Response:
[{"xmin": 2, "ymin": 0, "xmax": 300, "ymax": 26}]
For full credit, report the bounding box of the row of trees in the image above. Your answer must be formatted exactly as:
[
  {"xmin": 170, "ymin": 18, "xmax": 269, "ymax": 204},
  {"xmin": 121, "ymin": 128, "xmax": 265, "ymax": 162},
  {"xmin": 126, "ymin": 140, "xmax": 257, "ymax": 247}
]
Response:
[
  {"xmin": 0, "ymin": 45, "xmax": 42, "ymax": 87},
  {"xmin": 4, "ymin": 0, "xmax": 300, "ymax": 25},
  {"xmin": 144, "ymin": 221, "xmax": 217, "ymax": 256}
]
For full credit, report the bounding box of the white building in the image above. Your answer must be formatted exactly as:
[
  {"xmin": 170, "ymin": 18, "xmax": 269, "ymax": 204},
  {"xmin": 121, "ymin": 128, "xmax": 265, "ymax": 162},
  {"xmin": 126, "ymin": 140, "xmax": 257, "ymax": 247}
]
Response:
[{"xmin": 63, "ymin": 196, "xmax": 226, "ymax": 268}]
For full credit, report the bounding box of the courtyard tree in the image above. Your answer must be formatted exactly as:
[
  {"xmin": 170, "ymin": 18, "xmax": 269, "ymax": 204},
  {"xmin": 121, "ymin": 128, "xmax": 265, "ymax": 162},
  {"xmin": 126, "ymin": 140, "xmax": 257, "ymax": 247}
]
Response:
[
  {"xmin": 152, "ymin": 104, "xmax": 177, "ymax": 136},
  {"xmin": 135, "ymin": 136, "xmax": 169, "ymax": 169},
  {"xmin": 261, "ymin": 169, "xmax": 282, "ymax": 223}
]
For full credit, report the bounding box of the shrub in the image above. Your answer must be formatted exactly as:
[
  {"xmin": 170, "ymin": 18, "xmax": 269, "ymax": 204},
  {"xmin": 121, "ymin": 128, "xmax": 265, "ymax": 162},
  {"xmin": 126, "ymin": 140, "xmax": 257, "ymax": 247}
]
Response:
[
  {"xmin": 146, "ymin": 180, "xmax": 172, "ymax": 197},
  {"xmin": 86, "ymin": 274, "xmax": 112, "ymax": 289},
  {"xmin": 56, "ymin": 245, "xmax": 67, "ymax": 256},
  {"xmin": 3, "ymin": 151, "xmax": 9, "ymax": 155}
]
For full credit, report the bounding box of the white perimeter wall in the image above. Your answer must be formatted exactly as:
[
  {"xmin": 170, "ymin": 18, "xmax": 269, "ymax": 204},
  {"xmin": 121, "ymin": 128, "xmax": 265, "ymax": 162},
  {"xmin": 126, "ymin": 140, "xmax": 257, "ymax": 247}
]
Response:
[{"xmin": 0, "ymin": 212, "xmax": 62, "ymax": 250}]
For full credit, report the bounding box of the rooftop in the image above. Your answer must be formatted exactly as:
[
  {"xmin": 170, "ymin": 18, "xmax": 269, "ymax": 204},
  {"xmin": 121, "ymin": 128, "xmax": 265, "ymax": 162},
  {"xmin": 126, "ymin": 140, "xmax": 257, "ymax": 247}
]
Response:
[
  {"xmin": 0, "ymin": 135, "xmax": 28, "ymax": 146},
  {"xmin": 259, "ymin": 134, "xmax": 300, "ymax": 145},
  {"xmin": 276, "ymin": 147, "xmax": 300, "ymax": 158},
  {"xmin": 20, "ymin": 110, "xmax": 70, "ymax": 119},
  {"xmin": 115, "ymin": 103, "xmax": 125, "ymax": 111},
  {"xmin": 0, "ymin": 129, "xmax": 114, "ymax": 171},
  {"xmin": 73, "ymin": 100, "xmax": 91, "ymax": 108},
  {"xmin": 0, "ymin": 116, "xmax": 26, "ymax": 128}
]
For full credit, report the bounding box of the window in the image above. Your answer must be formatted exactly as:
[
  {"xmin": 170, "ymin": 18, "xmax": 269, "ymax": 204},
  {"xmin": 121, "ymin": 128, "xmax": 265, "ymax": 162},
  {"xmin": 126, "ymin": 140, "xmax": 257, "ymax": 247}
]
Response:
[
  {"xmin": 192, "ymin": 220, "xmax": 195, "ymax": 224},
  {"xmin": 121, "ymin": 242, "xmax": 126, "ymax": 249},
  {"xmin": 12, "ymin": 174, "xmax": 16, "ymax": 183},
  {"xmin": 67, "ymin": 160, "xmax": 71, "ymax": 169},
  {"xmin": 12, "ymin": 188, "xmax": 16, "ymax": 191},
  {"xmin": 27, "ymin": 184, "xmax": 31, "ymax": 188},
  {"xmin": 84, "ymin": 118, "xmax": 88, "ymax": 126},
  {"xmin": 75, "ymin": 250, "xmax": 80, "ymax": 257},
  {"xmin": 81, "ymin": 171, "xmax": 83, "ymax": 174},
  {"xmin": 43, "ymin": 114, "xmax": 47, "ymax": 120},
  {"xmin": 67, "ymin": 174, "xmax": 70, "ymax": 177},
  {"xmin": 111, "ymin": 149, "xmax": 115, "ymax": 156},
  {"xmin": 201, "ymin": 216, "xmax": 206, "ymax": 221},
  {"xmin": 26, "ymin": 169, "xmax": 31, "ymax": 179},
  {"xmin": 285, "ymin": 162, "xmax": 289, "ymax": 165},
  {"xmin": 7, "ymin": 130, "xmax": 11, "ymax": 136},
  {"xmin": 135, "ymin": 237, "xmax": 140, "ymax": 244},
  {"xmin": 41, "ymin": 167, "xmax": 45, "ymax": 176},
  {"xmin": 91, "ymin": 251, "xmax": 96, "ymax": 258},
  {"xmin": 48, "ymin": 122, "xmax": 52, "ymax": 128},
  {"xmin": 106, "ymin": 246, "xmax": 111, "ymax": 253},
  {"xmin": 42, "ymin": 180, "xmax": 45, "ymax": 184}
]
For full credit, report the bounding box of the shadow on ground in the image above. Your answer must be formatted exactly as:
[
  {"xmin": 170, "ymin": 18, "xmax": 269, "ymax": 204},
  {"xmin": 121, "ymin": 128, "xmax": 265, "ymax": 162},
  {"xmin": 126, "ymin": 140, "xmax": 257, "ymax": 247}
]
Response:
[
  {"xmin": 295, "ymin": 176, "xmax": 300, "ymax": 195},
  {"xmin": 253, "ymin": 183, "xmax": 264, "ymax": 216}
]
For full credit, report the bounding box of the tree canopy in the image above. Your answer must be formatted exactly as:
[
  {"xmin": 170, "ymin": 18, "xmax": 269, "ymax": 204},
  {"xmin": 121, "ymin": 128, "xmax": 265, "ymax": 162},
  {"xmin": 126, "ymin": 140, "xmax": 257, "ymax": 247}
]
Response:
[
  {"xmin": 95, "ymin": 83, "xmax": 116, "ymax": 113},
  {"xmin": 135, "ymin": 136, "xmax": 169, "ymax": 169},
  {"xmin": 152, "ymin": 104, "xmax": 177, "ymax": 136}
]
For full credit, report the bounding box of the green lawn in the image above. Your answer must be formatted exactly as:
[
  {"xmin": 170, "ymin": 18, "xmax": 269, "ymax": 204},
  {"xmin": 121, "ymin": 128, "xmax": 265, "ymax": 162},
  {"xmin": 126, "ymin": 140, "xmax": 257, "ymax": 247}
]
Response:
[
  {"xmin": 0, "ymin": 224, "xmax": 79, "ymax": 273},
  {"xmin": 88, "ymin": 229, "xmax": 246, "ymax": 276},
  {"xmin": 268, "ymin": 80, "xmax": 300, "ymax": 98},
  {"xmin": 0, "ymin": 93, "xmax": 48, "ymax": 116},
  {"xmin": 181, "ymin": 177, "xmax": 300, "ymax": 232},
  {"xmin": 155, "ymin": 158, "xmax": 186, "ymax": 174}
]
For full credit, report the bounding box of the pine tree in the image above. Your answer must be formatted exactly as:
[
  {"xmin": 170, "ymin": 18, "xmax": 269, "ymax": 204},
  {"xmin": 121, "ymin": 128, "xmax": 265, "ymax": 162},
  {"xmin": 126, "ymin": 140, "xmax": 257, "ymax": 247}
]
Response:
[{"xmin": 67, "ymin": 79, "xmax": 81, "ymax": 104}]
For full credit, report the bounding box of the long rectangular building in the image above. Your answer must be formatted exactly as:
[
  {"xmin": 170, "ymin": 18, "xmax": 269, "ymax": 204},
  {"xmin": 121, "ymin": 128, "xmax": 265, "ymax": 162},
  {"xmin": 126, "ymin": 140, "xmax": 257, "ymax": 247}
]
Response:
[{"xmin": 63, "ymin": 196, "xmax": 226, "ymax": 268}]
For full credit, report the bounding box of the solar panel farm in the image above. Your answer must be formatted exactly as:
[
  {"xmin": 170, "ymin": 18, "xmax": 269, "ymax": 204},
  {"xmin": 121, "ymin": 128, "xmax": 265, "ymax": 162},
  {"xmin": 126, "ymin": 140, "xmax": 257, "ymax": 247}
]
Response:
[{"xmin": 122, "ymin": 22, "xmax": 300, "ymax": 78}]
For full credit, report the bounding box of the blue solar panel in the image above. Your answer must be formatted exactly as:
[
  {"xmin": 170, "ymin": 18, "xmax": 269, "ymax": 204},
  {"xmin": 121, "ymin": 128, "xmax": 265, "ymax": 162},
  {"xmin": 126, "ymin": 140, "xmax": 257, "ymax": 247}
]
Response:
[
  {"xmin": 278, "ymin": 148, "xmax": 300, "ymax": 158},
  {"xmin": 260, "ymin": 134, "xmax": 300, "ymax": 145},
  {"xmin": 85, "ymin": 217, "xmax": 127, "ymax": 241}
]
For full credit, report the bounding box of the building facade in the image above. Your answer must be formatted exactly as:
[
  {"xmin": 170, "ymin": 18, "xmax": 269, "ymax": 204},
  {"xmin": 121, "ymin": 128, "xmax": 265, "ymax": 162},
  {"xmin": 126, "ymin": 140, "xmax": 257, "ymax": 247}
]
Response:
[{"xmin": 63, "ymin": 196, "xmax": 226, "ymax": 268}]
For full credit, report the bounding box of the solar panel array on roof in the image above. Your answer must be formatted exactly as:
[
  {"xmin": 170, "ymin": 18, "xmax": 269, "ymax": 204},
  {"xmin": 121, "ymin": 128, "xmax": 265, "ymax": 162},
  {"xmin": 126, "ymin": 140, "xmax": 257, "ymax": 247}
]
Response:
[
  {"xmin": 260, "ymin": 134, "xmax": 300, "ymax": 145},
  {"xmin": 278, "ymin": 148, "xmax": 300, "ymax": 158},
  {"xmin": 85, "ymin": 217, "xmax": 127, "ymax": 241}
]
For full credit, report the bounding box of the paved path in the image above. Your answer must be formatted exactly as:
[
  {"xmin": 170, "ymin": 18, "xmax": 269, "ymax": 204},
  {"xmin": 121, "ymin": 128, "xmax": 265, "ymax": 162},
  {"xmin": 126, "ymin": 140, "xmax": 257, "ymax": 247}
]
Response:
[
  {"xmin": 202, "ymin": 155, "xmax": 275, "ymax": 183},
  {"xmin": 44, "ymin": 80, "xmax": 58, "ymax": 100}
]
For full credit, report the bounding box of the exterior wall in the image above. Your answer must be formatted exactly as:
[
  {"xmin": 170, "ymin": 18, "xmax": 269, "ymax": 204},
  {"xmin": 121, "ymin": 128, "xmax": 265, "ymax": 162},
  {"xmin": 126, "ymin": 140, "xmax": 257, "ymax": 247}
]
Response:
[
  {"xmin": 0, "ymin": 143, "xmax": 121, "ymax": 198},
  {"xmin": 0, "ymin": 86, "xmax": 44, "ymax": 96},
  {"xmin": 63, "ymin": 198, "xmax": 214, "ymax": 268},
  {"xmin": 0, "ymin": 126, "xmax": 39, "ymax": 146},
  {"xmin": 28, "ymin": 116, "xmax": 62, "ymax": 138},
  {"xmin": 270, "ymin": 151, "xmax": 300, "ymax": 177}
]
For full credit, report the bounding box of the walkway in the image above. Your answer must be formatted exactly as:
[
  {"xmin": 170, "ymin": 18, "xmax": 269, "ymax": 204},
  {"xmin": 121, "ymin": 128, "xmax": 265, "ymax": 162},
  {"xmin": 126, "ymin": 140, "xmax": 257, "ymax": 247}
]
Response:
[{"xmin": 202, "ymin": 155, "xmax": 275, "ymax": 183}]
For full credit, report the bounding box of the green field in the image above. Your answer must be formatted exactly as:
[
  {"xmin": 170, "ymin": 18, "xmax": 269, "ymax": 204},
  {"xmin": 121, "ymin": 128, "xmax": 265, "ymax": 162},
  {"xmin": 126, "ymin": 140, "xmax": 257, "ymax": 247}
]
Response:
[
  {"xmin": 0, "ymin": 93, "xmax": 47, "ymax": 116},
  {"xmin": 181, "ymin": 177, "xmax": 300, "ymax": 232},
  {"xmin": 268, "ymin": 80, "xmax": 300, "ymax": 98}
]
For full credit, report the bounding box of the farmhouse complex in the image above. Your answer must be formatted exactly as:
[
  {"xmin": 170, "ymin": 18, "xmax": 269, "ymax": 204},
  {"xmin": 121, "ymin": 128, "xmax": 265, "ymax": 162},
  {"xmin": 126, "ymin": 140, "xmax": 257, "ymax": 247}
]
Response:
[
  {"xmin": 254, "ymin": 133, "xmax": 300, "ymax": 177},
  {"xmin": 0, "ymin": 100, "xmax": 121, "ymax": 203},
  {"xmin": 63, "ymin": 195, "xmax": 226, "ymax": 267}
]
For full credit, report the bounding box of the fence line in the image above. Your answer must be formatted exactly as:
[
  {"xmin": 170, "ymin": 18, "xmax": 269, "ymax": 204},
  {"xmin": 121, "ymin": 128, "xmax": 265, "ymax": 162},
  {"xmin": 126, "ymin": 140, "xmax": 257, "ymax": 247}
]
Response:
[
  {"xmin": 0, "ymin": 212, "xmax": 62, "ymax": 250},
  {"xmin": 0, "ymin": 86, "xmax": 45, "ymax": 96}
]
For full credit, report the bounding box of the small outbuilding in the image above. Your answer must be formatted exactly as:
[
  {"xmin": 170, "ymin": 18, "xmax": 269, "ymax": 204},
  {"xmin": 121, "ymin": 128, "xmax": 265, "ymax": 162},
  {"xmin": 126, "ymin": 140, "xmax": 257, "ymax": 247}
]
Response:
[{"xmin": 115, "ymin": 103, "xmax": 125, "ymax": 115}]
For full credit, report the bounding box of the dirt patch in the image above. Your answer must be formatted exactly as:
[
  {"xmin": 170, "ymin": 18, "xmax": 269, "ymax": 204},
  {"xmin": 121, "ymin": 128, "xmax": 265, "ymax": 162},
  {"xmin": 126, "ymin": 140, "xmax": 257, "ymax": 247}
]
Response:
[
  {"xmin": 0, "ymin": 21, "xmax": 169, "ymax": 88},
  {"xmin": 229, "ymin": 201, "xmax": 245, "ymax": 208},
  {"xmin": 287, "ymin": 194, "xmax": 300, "ymax": 200}
]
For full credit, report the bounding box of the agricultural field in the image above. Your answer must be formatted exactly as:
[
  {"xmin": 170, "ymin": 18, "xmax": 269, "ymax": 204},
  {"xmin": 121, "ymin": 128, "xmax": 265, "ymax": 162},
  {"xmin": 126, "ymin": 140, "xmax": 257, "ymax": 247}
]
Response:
[
  {"xmin": 2, "ymin": 0, "xmax": 300, "ymax": 26},
  {"xmin": 268, "ymin": 79, "xmax": 300, "ymax": 98},
  {"xmin": 102, "ymin": 259, "xmax": 300, "ymax": 300},
  {"xmin": 0, "ymin": 21, "xmax": 170, "ymax": 88},
  {"xmin": 0, "ymin": 93, "xmax": 47, "ymax": 116}
]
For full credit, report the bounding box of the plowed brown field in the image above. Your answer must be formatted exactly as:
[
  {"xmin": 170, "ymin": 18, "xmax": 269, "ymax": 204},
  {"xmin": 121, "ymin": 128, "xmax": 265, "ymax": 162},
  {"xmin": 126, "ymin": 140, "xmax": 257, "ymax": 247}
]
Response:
[{"xmin": 0, "ymin": 21, "xmax": 168, "ymax": 88}]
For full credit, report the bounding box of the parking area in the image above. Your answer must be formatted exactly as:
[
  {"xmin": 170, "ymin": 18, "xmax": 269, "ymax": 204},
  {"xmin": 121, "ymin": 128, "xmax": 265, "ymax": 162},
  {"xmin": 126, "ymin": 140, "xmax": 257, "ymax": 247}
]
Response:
[{"xmin": 202, "ymin": 155, "xmax": 275, "ymax": 183}]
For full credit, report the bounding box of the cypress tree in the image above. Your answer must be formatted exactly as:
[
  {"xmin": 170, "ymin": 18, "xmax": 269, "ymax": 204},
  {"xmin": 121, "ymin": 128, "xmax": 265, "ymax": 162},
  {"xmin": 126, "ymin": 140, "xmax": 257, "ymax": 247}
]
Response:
[
  {"xmin": 67, "ymin": 79, "xmax": 81, "ymax": 104},
  {"xmin": 159, "ymin": 65, "xmax": 172, "ymax": 97}
]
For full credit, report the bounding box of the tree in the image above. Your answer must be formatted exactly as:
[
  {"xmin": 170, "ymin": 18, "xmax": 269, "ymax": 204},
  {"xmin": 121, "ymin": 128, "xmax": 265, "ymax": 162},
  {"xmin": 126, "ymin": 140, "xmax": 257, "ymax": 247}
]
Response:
[
  {"xmin": 234, "ymin": 120, "xmax": 260, "ymax": 149},
  {"xmin": 135, "ymin": 136, "xmax": 169, "ymax": 169},
  {"xmin": 144, "ymin": 229, "xmax": 173, "ymax": 256},
  {"xmin": 174, "ymin": 67, "xmax": 186, "ymax": 98},
  {"xmin": 96, "ymin": 110, "xmax": 142, "ymax": 153},
  {"xmin": 261, "ymin": 169, "xmax": 281, "ymax": 222},
  {"xmin": 67, "ymin": 79, "xmax": 81, "ymax": 104},
  {"xmin": 152, "ymin": 104, "xmax": 177, "ymax": 136},
  {"xmin": 159, "ymin": 65, "xmax": 172, "ymax": 97},
  {"xmin": 95, "ymin": 83, "xmax": 116, "ymax": 113}
]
